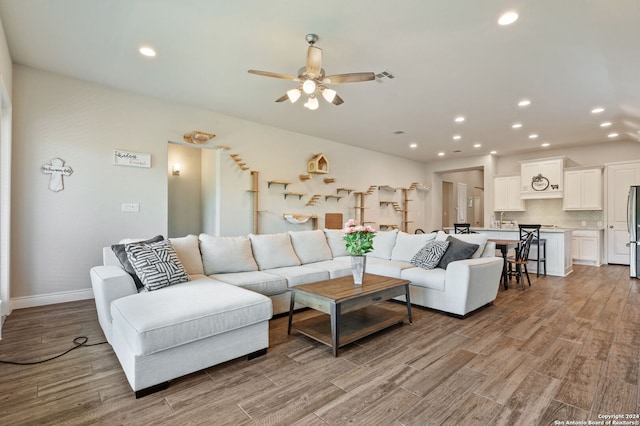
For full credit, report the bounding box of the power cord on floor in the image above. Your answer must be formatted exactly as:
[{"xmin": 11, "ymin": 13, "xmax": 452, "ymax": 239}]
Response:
[{"xmin": 0, "ymin": 336, "xmax": 108, "ymax": 365}]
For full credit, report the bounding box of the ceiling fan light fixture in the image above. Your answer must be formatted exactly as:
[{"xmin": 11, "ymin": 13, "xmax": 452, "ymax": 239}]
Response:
[
  {"xmin": 302, "ymin": 79, "xmax": 316, "ymax": 94},
  {"xmin": 304, "ymin": 95, "xmax": 319, "ymax": 110},
  {"xmin": 287, "ymin": 88, "xmax": 302, "ymax": 103},
  {"xmin": 322, "ymin": 88, "xmax": 337, "ymax": 103}
]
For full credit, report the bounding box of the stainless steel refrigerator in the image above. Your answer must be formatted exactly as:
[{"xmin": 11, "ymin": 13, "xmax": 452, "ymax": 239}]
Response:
[{"xmin": 630, "ymin": 185, "xmax": 640, "ymax": 278}]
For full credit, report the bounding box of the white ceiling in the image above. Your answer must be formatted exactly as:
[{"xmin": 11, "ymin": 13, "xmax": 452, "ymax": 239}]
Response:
[{"xmin": 1, "ymin": 0, "xmax": 639, "ymax": 162}]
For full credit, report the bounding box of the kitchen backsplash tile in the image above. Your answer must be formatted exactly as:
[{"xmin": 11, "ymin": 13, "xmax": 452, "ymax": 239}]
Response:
[{"xmin": 497, "ymin": 198, "xmax": 604, "ymax": 228}]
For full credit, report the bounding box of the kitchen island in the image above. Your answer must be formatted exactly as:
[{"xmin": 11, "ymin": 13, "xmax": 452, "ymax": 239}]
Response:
[{"xmin": 465, "ymin": 227, "xmax": 573, "ymax": 277}]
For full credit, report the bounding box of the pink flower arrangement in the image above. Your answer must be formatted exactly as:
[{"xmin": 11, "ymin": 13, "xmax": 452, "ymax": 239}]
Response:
[{"xmin": 342, "ymin": 219, "xmax": 377, "ymax": 255}]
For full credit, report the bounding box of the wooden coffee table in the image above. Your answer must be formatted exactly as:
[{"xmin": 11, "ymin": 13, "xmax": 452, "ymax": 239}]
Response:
[{"xmin": 287, "ymin": 273, "xmax": 412, "ymax": 356}]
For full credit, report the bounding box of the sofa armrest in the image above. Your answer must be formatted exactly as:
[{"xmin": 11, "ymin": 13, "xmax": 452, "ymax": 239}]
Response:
[
  {"xmin": 443, "ymin": 256, "xmax": 504, "ymax": 315},
  {"xmin": 90, "ymin": 265, "xmax": 137, "ymax": 343}
]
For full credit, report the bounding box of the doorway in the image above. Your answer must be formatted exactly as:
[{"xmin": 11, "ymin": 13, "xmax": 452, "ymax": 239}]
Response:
[{"xmin": 442, "ymin": 181, "xmax": 453, "ymax": 228}]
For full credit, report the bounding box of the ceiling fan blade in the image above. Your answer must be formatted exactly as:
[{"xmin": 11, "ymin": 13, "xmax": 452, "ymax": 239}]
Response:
[
  {"xmin": 248, "ymin": 70, "xmax": 300, "ymax": 81},
  {"xmin": 332, "ymin": 93, "xmax": 344, "ymax": 105},
  {"xmin": 275, "ymin": 93, "xmax": 289, "ymax": 102},
  {"xmin": 306, "ymin": 46, "xmax": 322, "ymax": 77},
  {"xmin": 323, "ymin": 72, "xmax": 375, "ymax": 84}
]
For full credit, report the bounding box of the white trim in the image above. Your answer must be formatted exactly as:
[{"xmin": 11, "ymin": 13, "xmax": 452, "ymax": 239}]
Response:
[
  {"xmin": 11, "ymin": 288, "xmax": 94, "ymax": 310},
  {"xmin": 0, "ymin": 76, "xmax": 12, "ymax": 320}
]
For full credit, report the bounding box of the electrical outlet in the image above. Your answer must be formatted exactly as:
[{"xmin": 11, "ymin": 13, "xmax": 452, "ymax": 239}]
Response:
[{"xmin": 121, "ymin": 203, "xmax": 139, "ymax": 212}]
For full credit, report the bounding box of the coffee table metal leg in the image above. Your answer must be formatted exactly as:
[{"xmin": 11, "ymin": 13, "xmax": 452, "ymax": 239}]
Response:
[
  {"xmin": 404, "ymin": 284, "xmax": 413, "ymax": 324},
  {"xmin": 287, "ymin": 292, "xmax": 296, "ymax": 335},
  {"xmin": 330, "ymin": 302, "xmax": 340, "ymax": 357}
]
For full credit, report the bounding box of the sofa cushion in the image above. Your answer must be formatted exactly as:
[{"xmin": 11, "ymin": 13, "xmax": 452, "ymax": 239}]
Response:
[
  {"xmin": 437, "ymin": 236, "xmax": 479, "ymax": 269},
  {"xmin": 367, "ymin": 229, "xmax": 398, "ymax": 260},
  {"xmin": 365, "ymin": 257, "xmax": 413, "ymax": 278},
  {"xmin": 401, "ymin": 267, "xmax": 447, "ymax": 292},
  {"xmin": 169, "ymin": 235, "xmax": 204, "ymax": 276},
  {"xmin": 110, "ymin": 278, "xmax": 272, "ymax": 356},
  {"xmin": 436, "ymin": 231, "xmax": 488, "ymax": 259},
  {"xmin": 289, "ymin": 230, "xmax": 333, "ymax": 264},
  {"xmin": 304, "ymin": 259, "xmax": 352, "ymax": 279},
  {"xmin": 391, "ymin": 231, "xmax": 437, "ymax": 262},
  {"xmin": 199, "ymin": 234, "xmax": 258, "ymax": 275},
  {"xmin": 249, "ymin": 233, "xmax": 301, "ymax": 270},
  {"xmin": 263, "ymin": 266, "xmax": 329, "ymax": 288},
  {"xmin": 112, "ymin": 235, "xmax": 164, "ymax": 290},
  {"xmin": 411, "ymin": 240, "xmax": 450, "ymax": 269},
  {"xmin": 324, "ymin": 229, "xmax": 349, "ymax": 258},
  {"xmin": 125, "ymin": 239, "xmax": 190, "ymax": 291},
  {"xmin": 210, "ymin": 271, "xmax": 288, "ymax": 296}
]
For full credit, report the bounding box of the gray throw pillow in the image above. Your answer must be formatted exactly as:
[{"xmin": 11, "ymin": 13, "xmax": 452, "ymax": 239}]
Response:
[
  {"xmin": 111, "ymin": 235, "xmax": 164, "ymax": 289},
  {"xmin": 437, "ymin": 236, "xmax": 479, "ymax": 269},
  {"xmin": 411, "ymin": 240, "xmax": 450, "ymax": 269}
]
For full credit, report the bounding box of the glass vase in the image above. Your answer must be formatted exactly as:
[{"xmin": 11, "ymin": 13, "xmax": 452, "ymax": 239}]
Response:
[{"xmin": 350, "ymin": 255, "xmax": 366, "ymax": 285}]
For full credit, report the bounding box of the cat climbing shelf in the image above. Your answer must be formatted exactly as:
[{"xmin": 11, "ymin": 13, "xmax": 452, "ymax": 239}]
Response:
[
  {"xmin": 324, "ymin": 195, "xmax": 343, "ymax": 202},
  {"xmin": 336, "ymin": 188, "xmax": 354, "ymax": 194},
  {"xmin": 284, "ymin": 192, "xmax": 305, "ymax": 200},
  {"xmin": 283, "ymin": 214, "xmax": 318, "ymax": 229},
  {"xmin": 268, "ymin": 180, "xmax": 292, "ymax": 189},
  {"xmin": 306, "ymin": 194, "xmax": 321, "ymax": 206}
]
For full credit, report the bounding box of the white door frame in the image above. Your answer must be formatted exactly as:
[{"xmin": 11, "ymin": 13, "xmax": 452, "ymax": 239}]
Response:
[{"xmin": 0, "ymin": 76, "xmax": 12, "ymax": 335}]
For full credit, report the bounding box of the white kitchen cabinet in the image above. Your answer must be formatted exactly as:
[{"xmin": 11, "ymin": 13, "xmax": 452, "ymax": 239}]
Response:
[
  {"xmin": 563, "ymin": 167, "xmax": 603, "ymax": 210},
  {"xmin": 520, "ymin": 157, "xmax": 565, "ymax": 199},
  {"xmin": 572, "ymin": 229, "xmax": 602, "ymax": 266},
  {"xmin": 494, "ymin": 176, "xmax": 524, "ymax": 211}
]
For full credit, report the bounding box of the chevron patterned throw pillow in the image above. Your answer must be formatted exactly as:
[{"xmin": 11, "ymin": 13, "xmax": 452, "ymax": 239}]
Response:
[
  {"xmin": 411, "ymin": 240, "xmax": 450, "ymax": 270},
  {"xmin": 125, "ymin": 239, "xmax": 190, "ymax": 291}
]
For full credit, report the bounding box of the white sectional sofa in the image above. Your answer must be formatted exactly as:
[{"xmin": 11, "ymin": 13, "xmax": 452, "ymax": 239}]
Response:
[{"xmin": 90, "ymin": 229, "xmax": 503, "ymax": 397}]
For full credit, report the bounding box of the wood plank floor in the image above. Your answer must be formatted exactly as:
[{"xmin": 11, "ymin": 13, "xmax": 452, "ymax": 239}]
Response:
[{"xmin": 0, "ymin": 264, "xmax": 638, "ymax": 425}]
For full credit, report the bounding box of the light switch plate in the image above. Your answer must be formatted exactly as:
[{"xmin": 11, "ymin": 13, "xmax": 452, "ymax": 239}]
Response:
[{"xmin": 121, "ymin": 203, "xmax": 139, "ymax": 212}]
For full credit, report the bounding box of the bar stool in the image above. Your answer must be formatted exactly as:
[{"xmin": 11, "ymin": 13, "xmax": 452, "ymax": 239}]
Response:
[
  {"xmin": 518, "ymin": 224, "xmax": 547, "ymax": 277},
  {"xmin": 454, "ymin": 223, "xmax": 471, "ymax": 234}
]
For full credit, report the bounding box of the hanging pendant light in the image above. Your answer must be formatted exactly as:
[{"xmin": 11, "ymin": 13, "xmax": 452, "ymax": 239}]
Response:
[
  {"xmin": 304, "ymin": 95, "xmax": 319, "ymax": 110},
  {"xmin": 322, "ymin": 88, "xmax": 337, "ymax": 103},
  {"xmin": 287, "ymin": 88, "xmax": 302, "ymax": 103}
]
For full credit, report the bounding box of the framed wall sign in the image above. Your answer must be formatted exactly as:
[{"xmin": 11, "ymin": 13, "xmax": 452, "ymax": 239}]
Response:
[
  {"xmin": 531, "ymin": 173, "xmax": 550, "ymax": 191},
  {"xmin": 113, "ymin": 150, "xmax": 151, "ymax": 168}
]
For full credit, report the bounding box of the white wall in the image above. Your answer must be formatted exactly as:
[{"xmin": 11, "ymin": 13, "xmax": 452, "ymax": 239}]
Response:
[{"xmin": 10, "ymin": 65, "xmax": 428, "ymax": 306}]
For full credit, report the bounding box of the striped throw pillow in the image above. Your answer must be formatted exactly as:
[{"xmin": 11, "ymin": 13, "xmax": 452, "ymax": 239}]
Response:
[
  {"xmin": 125, "ymin": 239, "xmax": 190, "ymax": 291},
  {"xmin": 411, "ymin": 240, "xmax": 450, "ymax": 270}
]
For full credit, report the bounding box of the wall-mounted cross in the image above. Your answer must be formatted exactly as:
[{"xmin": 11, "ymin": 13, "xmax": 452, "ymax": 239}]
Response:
[{"xmin": 41, "ymin": 158, "xmax": 73, "ymax": 192}]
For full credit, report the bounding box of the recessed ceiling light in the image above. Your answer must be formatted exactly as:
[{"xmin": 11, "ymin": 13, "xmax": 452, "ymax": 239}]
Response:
[
  {"xmin": 518, "ymin": 99, "xmax": 531, "ymax": 107},
  {"xmin": 490, "ymin": 150, "xmax": 497, "ymax": 155},
  {"xmin": 608, "ymin": 132, "xmax": 619, "ymax": 138},
  {"xmin": 498, "ymin": 11, "xmax": 519, "ymax": 26},
  {"xmin": 600, "ymin": 122, "xmax": 612, "ymax": 127},
  {"xmin": 512, "ymin": 123, "xmax": 523, "ymax": 129},
  {"xmin": 452, "ymin": 135, "xmax": 462, "ymax": 140},
  {"xmin": 591, "ymin": 107, "xmax": 605, "ymax": 114},
  {"xmin": 438, "ymin": 152, "xmax": 445, "ymax": 157},
  {"xmin": 541, "ymin": 143, "xmax": 550, "ymax": 147},
  {"xmin": 454, "ymin": 116, "xmax": 465, "ymax": 123},
  {"xmin": 529, "ymin": 133, "xmax": 539, "ymax": 139},
  {"xmin": 409, "ymin": 143, "xmax": 418, "ymax": 148},
  {"xmin": 139, "ymin": 46, "xmax": 156, "ymax": 57},
  {"xmin": 473, "ymin": 143, "xmax": 482, "ymax": 148}
]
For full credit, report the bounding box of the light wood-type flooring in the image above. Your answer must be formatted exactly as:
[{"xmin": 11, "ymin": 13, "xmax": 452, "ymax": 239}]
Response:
[{"xmin": 0, "ymin": 264, "xmax": 638, "ymax": 425}]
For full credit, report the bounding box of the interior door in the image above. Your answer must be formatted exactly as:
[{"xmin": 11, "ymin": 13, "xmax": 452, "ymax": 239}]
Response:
[
  {"xmin": 457, "ymin": 182, "xmax": 467, "ymax": 223},
  {"xmin": 606, "ymin": 162, "xmax": 640, "ymax": 264}
]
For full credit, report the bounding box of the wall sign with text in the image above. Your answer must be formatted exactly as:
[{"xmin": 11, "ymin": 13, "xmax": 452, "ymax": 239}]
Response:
[{"xmin": 113, "ymin": 150, "xmax": 151, "ymax": 168}]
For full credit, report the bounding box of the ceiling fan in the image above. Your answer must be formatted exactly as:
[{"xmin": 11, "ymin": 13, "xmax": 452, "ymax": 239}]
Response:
[{"xmin": 248, "ymin": 34, "xmax": 375, "ymax": 110}]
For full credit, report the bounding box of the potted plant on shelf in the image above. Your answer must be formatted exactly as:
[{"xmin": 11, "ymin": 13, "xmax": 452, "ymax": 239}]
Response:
[{"xmin": 342, "ymin": 219, "xmax": 377, "ymax": 285}]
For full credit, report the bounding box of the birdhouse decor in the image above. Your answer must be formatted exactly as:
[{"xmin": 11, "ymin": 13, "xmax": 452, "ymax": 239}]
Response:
[{"xmin": 307, "ymin": 153, "xmax": 329, "ymax": 174}]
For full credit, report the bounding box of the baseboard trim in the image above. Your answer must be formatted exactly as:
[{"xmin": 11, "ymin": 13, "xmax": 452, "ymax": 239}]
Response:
[{"xmin": 11, "ymin": 288, "xmax": 94, "ymax": 310}]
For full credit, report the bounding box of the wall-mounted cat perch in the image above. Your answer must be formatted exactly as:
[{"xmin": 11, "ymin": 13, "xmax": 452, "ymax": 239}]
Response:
[
  {"xmin": 184, "ymin": 130, "xmax": 215, "ymax": 144},
  {"xmin": 306, "ymin": 194, "xmax": 321, "ymax": 206},
  {"xmin": 323, "ymin": 178, "xmax": 335, "ymax": 184},
  {"xmin": 283, "ymin": 214, "xmax": 318, "ymax": 229},
  {"xmin": 299, "ymin": 174, "xmax": 311, "ymax": 181}
]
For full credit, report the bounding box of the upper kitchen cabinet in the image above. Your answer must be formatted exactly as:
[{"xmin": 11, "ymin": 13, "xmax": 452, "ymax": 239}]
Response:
[
  {"xmin": 494, "ymin": 176, "xmax": 525, "ymax": 211},
  {"xmin": 520, "ymin": 157, "xmax": 565, "ymax": 199},
  {"xmin": 563, "ymin": 167, "xmax": 603, "ymax": 210}
]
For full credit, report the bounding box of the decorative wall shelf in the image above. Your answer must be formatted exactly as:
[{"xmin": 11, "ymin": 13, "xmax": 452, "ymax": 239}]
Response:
[
  {"xmin": 284, "ymin": 192, "xmax": 305, "ymax": 200},
  {"xmin": 306, "ymin": 194, "xmax": 321, "ymax": 206},
  {"xmin": 268, "ymin": 180, "xmax": 292, "ymax": 189}
]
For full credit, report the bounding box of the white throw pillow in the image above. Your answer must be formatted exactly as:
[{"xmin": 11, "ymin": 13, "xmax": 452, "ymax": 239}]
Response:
[
  {"xmin": 324, "ymin": 229, "xmax": 349, "ymax": 258},
  {"xmin": 169, "ymin": 235, "xmax": 204, "ymax": 275},
  {"xmin": 367, "ymin": 229, "xmax": 398, "ymax": 260},
  {"xmin": 391, "ymin": 231, "xmax": 437, "ymax": 262},
  {"xmin": 289, "ymin": 230, "xmax": 333, "ymax": 264},
  {"xmin": 199, "ymin": 234, "xmax": 258, "ymax": 275},
  {"xmin": 437, "ymin": 232, "xmax": 488, "ymax": 259},
  {"xmin": 249, "ymin": 233, "xmax": 301, "ymax": 270}
]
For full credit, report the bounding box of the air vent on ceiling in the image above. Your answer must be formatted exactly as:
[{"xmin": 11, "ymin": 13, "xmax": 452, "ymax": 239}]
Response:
[
  {"xmin": 376, "ymin": 70, "xmax": 396, "ymax": 82},
  {"xmin": 393, "ymin": 130, "xmax": 405, "ymax": 135}
]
